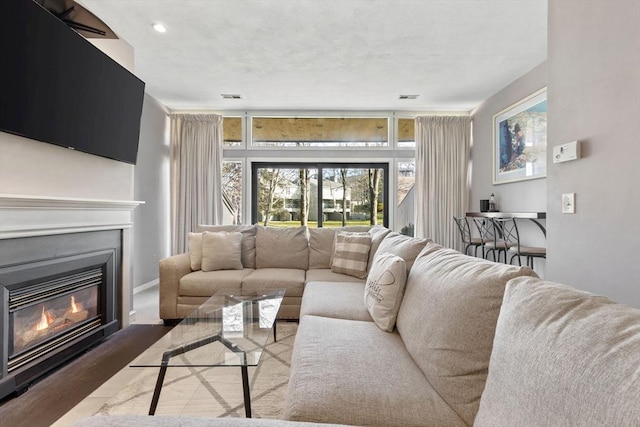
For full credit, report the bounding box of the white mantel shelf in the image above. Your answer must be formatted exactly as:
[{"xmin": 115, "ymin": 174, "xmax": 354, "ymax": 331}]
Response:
[{"xmin": 0, "ymin": 194, "xmax": 145, "ymax": 239}]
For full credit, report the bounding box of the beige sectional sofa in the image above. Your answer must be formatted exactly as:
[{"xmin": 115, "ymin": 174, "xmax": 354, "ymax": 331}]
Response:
[
  {"xmin": 283, "ymin": 242, "xmax": 640, "ymax": 426},
  {"xmin": 159, "ymin": 224, "xmax": 403, "ymax": 322}
]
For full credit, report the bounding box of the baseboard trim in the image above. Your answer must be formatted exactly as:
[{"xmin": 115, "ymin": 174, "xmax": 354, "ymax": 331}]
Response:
[{"xmin": 133, "ymin": 279, "xmax": 159, "ymax": 294}]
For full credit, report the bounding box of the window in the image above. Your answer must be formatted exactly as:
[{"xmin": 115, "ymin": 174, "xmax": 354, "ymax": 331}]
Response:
[
  {"xmin": 397, "ymin": 160, "xmax": 415, "ymax": 236},
  {"xmin": 222, "ymin": 160, "xmax": 243, "ymax": 224},
  {"xmin": 221, "ymin": 113, "xmax": 417, "ymax": 231},
  {"xmin": 223, "ymin": 117, "xmax": 242, "ymax": 147},
  {"xmin": 251, "ymin": 117, "xmax": 389, "ymax": 147},
  {"xmin": 251, "ymin": 163, "xmax": 388, "ymax": 228},
  {"xmin": 397, "ymin": 118, "xmax": 415, "ymax": 148}
]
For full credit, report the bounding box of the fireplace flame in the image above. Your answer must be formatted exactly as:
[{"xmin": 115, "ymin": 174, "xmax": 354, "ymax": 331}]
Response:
[
  {"xmin": 71, "ymin": 295, "xmax": 79, "ymax": 313},
  {"xmin": 35, "ymin": 306, "xmax": 51, "ymax": 331}
]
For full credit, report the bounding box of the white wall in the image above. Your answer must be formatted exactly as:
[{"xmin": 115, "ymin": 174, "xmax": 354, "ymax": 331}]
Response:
[
  {"xmin": 470, "ymin": 62, "xmax": 548, "ymax": 275},
  {"xmin": 546, "ymin": 0, "xmax": 640, "ymax": 308},
  {"xmin": 133, "ymin": 94, "xmax": 171, "ymax": 288}
]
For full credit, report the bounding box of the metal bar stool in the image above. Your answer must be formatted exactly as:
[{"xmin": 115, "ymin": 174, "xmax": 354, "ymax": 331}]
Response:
[
  {"xmin": 453, "ymin": 216, "xmax": 484, "ymax": 257},
  {"xmin": 471, "ymin": 217, "xmax": 512, "ymax": 262},
  {"xmin": 492, "ymin": 217, "xmax": 546, "ymax": 268}
]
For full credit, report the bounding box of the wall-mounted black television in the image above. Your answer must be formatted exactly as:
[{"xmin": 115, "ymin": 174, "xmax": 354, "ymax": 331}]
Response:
[{"xmin": 0, "ymin": 1, "xmax": 145, "ymax": 165}]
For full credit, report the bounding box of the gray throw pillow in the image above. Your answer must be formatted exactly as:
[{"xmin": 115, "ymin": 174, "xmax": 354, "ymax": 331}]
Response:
[{"xmin": 201, "ymin": 231, "xmax": 243, "ymax": 271}]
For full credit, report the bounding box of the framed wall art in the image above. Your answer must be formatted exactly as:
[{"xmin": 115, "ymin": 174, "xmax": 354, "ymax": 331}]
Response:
[{"xmin": 493, "ymin": 87, "xmax": 547, "ymax": 184}]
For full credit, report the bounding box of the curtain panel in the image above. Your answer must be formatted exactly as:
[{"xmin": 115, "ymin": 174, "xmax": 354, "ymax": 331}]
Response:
[
  {"xmin": 170, "ymin": 114, "xmax": 223, "ymax": 254},
  {"xmin": 415, "ymin": 116, "xmax": 471, "ymax": 250}
]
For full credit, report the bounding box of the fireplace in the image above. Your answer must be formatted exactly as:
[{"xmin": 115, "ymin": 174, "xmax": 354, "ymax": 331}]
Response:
[
  {"xmin": 0, "ymin": 194, "xmax": 141, "ymax": 400},
  {"xmin": 0, "ymin": 231, "xmax": 120, "ymax": 400}
]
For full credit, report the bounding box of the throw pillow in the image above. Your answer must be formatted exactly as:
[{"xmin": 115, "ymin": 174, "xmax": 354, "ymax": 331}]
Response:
[
  {"xmin": 197, "ymin": 224, "xmax": 257, "ymax": 269},
  {"xmin": 331, "ymin": 232, "xmax": 372, "ymax": 279},
  {"xmin": 364, "ymin": 253, "xmax": 407, "ymax": 332},
  {"xmin": 201, "ymin": 231, "xmax": 243, "ymax": 271},
  {"xmin": 188, "ymin": 232, "xmax": 203, "ymax": 271}
]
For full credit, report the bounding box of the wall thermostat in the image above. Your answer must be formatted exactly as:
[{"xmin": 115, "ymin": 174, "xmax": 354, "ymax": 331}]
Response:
[{"xmin": 553, "ymin": 140, "xmax": 581, "ymax": 163}]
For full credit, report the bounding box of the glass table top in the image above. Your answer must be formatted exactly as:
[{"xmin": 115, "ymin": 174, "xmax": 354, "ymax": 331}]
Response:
[{"xmin": 130, "ymin": 289, "xmax": 284, "ymax": 368}]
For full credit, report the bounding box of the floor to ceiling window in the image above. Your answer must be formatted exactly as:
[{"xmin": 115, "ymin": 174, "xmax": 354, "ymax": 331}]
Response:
[{"xmin": 222, "ymin": 113, "xmax": 415, "ymax": 233}]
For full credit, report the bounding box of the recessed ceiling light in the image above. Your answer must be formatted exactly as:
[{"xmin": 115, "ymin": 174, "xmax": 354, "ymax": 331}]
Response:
[
  {"xmin": 399, "ymin": 94, "xmax": 419, "ymax": 100},
  {"xmin": 152, "ymin": 23, "xmax": 167, "ymax": 33},
  {"xmin": 221, "ymin": 94, "xmax": 242, "ymax": 99}
]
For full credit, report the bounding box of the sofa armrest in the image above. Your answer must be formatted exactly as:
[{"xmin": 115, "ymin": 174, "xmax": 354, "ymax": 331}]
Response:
[{"xmin": 159, "ymin": 253, "xmax": 192, "ymax": 319}]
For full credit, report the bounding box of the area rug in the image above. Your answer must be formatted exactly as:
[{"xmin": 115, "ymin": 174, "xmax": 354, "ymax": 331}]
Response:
[{"xmin": 55, "ymin": 322, "xmax": 297, "ymax": 425}]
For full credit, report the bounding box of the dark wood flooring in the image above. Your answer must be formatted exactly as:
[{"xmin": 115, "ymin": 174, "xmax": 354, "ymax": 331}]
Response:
[{"xmin": 0, "ymin": 324, "xmax": 171, "ymax": 427}]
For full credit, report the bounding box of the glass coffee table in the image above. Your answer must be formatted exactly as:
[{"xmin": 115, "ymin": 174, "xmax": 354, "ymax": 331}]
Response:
[{"xmin": 130, "ymin": 289, "xmax": 285, "ymax": 417}]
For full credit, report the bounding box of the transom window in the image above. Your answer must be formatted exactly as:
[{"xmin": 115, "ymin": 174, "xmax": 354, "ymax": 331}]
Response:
[{"xmin": 251, "ymin": 117, "xmax": 389, "ymax": 147}]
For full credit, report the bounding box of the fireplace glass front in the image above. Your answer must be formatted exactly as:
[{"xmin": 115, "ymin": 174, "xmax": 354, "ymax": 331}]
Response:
[{"xmin": 9, "ymin": 270, "xmax": 102, "ymax": 358}]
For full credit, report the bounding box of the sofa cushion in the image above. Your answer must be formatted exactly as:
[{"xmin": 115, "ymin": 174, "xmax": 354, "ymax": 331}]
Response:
[
  {"xmin": 475, "ymin": 277, "xmax": 640, "ymax": 426},
  {"xmin": 179, "ymin": 269, "xmax": 253, "ymax": 296},
  {"xmin": 396, "ymin": 243, "xmax": 537, "ymax": 425},
  {"xmin": 365, "ymin": 225, "xmax": 392, "ymax": 271},
  {"xmin": 305, "ymin": 268, "xmax": 365, "ymax": 284},
  {"xmin": 308, "ymin": 228, "xmax": 336, "ymax": 269},
  {"xmin": 242, "ymin": 268, "xmax": 306, "ymax": 297},
  {"xmin": 201, "ymin": 231, "xmax": 243, "ymax": 271},
  {"xmin": 330, "ymin": 232, "xmax": 372, "ymax": 278},
  {"xmin": 284, "ymin": 315, "xmax": 465, "ymax": 426},
  {"xmin": 365, "ymin": 253, "xmax": 407, "ymax": 332},
  {"xmin": 300, "ymin": 282, "xmax": 371, "ymax": 321},
  {"xmin": 373, "ymin": 231, "xmax": 430, "ymax": 271},
  {"xmin": 256, "ymin": 226, "xmax": 309, "ymax": 270},
  {"xmin": 197, "ymin": 224, "xmax": 257, "ymax": 269}
]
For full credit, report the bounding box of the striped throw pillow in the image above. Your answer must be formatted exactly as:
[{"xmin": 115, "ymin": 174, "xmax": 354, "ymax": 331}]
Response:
[{"xmin": 331, "ymin": 232, "xmax": 372, "ymax": 278}]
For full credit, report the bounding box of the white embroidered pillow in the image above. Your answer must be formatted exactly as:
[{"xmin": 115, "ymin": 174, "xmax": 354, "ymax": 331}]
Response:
[
  {"xmin": 331, "ymin": 232, "xmax": 372, "ymax": 279},
  {"xmin": 364, "ymin": 253, "xmax": 407, "ymax": 332},
  {"xmin": 201, "ymin": 231, "xmax": 243, "ymax": 271},
  {"xmin": 188, "ymin": 232, "xmax": 203, "ymax": 270}
]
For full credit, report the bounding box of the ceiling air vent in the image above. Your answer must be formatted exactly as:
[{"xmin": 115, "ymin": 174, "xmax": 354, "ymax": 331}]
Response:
[
  {"xmin": 221, "ymin": 94, "xmax": 242, "ymax": 99},
  {"xmin": 399, "ymin": 94, "xmax": 419, "ymax": 100}
]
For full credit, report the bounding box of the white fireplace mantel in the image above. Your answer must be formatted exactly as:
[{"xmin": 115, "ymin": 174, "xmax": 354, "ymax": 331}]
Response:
[
  {"xmin": 0, "ymin": 193, "xmax": 144, "ymax": 239},
  {"xmin": 0, "ymin": 194, "xmax": 144, "ymax": 328}
]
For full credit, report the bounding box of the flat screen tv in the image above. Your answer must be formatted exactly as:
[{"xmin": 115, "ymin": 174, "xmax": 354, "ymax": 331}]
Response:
[{"xmin": 0, "ymin": 1, "xmax": 145, "ymax": 164}]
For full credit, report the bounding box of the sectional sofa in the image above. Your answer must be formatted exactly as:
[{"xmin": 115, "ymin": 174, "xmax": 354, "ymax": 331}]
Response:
[
  {"xmin": 80, "ymin": 226, "xmax": 639, "ymax": 426},
  {"xmin": 158, "ymin": 224, "xmax": 423, "ymax": 322},
  {"xmin": 283, "ymin": 242, "xmax": 640, "ymax": 426}
]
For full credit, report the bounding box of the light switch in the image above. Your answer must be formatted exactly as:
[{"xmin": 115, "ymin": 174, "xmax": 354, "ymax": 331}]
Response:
[{"xmin": 562, "ymin": 193, "xmax": 576, "ymax": 214}]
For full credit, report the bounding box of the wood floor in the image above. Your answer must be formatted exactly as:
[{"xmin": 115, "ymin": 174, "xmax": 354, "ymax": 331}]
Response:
[{"xmin": 0, "ymin": 323, "xmax": 171, "ymax": 427}]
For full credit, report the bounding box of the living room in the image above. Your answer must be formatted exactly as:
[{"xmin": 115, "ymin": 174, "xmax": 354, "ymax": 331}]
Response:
[{"xmin": 0, "ymin": 1, "xmax": 638, "ymax": 426}]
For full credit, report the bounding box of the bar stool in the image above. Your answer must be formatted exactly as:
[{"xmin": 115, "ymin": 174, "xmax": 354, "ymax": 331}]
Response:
[
  {"xmin": 453, "ymin": 216, "xmax": 483, "ymax": 257},
  {"xmin": 471, "ymin": 217, "xmax": 512, "ymax": 262},
  {"xmin": 492, "ymin": 217, "xmax": 546, "ymax": 268}
]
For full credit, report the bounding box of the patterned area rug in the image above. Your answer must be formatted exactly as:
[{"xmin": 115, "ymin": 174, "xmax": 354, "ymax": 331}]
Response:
[{"xmin": 58, "ymin": 322, "xmax": 297, "ymax": 423}]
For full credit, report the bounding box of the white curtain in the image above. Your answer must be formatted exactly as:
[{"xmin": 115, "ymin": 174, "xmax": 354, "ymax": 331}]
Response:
[
  {"xmin": 415, "ymin": 116, "xmax": 471, "ymax": 250},
  {"xmin": 170, "ymin": 114, "xmax": 223, "ymax": 254}
]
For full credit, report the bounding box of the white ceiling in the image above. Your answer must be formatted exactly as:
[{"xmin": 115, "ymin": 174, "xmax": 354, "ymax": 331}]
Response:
[{"xmin": 78, "ymin": 0, "xmax": 547, "ymax": 112}]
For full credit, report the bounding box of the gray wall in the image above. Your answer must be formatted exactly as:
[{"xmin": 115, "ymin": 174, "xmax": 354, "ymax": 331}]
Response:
[
  {"xmin": 470, "ymin": 62, "xmax": 548, "ymax": 276},
  {"xmin": 471, "ymin": 2, "xmax": 640, "ymax": 308},
  {"xmin": 546, "ymin": 0, "xmax": 640, "ymax": 308},
  {"xmin": 133, "ymin": 94, "xmax": 171, "ymax": 289}
]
